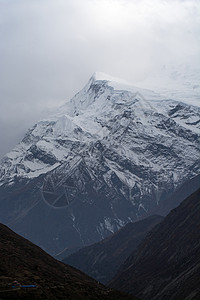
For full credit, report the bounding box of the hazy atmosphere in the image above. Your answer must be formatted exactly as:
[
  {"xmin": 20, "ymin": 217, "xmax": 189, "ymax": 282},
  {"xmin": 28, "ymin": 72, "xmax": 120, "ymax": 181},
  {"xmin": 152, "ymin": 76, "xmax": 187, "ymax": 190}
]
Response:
[{"xmin": 0, "ymin": 0, "xmax": 200, "ymax": 158}]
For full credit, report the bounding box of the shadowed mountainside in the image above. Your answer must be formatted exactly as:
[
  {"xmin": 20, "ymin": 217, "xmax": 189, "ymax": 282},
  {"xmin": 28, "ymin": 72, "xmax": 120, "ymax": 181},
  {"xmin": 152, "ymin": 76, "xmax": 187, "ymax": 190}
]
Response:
[
  {"xmin": 110, "ymin": 188, "xmax": 200, "ymax": 300},
  {"xmin": 0, "ymin": 223, "xmax": 138, "ymax": 300},
  {"xmin": 63, "ymin": 215, "xmax": 163, "ymax": 284},
  {"xmin": 154, "ymin": 173, "xmax": 200, "ymax": 216}
]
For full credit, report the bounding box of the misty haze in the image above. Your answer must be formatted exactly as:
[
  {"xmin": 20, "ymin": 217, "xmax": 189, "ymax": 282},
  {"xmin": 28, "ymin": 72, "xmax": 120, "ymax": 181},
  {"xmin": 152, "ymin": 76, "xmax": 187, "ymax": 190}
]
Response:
[{"xmin": 0, "ymin": 1, "xmax": 200, "ymax": 300}]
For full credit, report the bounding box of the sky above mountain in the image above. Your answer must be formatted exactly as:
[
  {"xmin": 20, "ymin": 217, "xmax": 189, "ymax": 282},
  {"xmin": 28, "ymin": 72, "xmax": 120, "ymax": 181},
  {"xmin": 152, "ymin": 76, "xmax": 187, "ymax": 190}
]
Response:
[{"xmin": 0, "ymin": 0, "xmax": 200, "ymax": 158}]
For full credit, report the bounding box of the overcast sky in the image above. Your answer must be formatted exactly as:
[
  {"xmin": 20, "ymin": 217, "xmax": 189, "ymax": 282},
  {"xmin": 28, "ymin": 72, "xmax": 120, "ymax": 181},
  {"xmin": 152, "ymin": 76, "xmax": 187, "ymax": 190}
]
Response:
[{"xmin": 0, "ymin": 0, "xmax": 200, "ymax": 158}]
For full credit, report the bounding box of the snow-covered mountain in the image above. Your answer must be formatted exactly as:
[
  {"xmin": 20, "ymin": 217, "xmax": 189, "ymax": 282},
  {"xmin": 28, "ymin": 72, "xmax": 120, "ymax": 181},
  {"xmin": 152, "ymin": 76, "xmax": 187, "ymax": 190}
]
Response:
[{"xmin": 0, "ymin": 72, "xmax": 199, "ymax": 255}]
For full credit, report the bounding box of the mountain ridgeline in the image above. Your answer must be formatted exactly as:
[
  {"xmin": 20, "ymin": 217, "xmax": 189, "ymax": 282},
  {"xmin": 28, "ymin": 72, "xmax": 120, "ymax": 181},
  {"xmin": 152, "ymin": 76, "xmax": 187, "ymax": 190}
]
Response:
[{"xmin": 0, "ymin": 72, "xmax": 199, "ymax": 255}]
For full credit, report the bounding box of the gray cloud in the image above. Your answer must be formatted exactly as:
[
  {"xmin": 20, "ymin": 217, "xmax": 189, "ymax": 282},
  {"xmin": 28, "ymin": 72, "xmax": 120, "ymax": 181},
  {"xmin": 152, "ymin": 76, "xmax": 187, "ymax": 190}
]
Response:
[{"xmin": 0, "ymin": 0, "xmax": 200, "ymax": 157}]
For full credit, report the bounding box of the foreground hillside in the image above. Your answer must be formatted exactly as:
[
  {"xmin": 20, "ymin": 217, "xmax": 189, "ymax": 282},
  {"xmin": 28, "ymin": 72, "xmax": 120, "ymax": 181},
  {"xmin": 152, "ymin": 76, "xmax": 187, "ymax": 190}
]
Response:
[
  {"xmin": 110, "ymin": 188, "xmax": 200, "ymax": 300},
  {"xmin": 0, "ymin": 223, "xmax": 137, "ymax": 300},
  {"xmin": 63, "ymin": 215, "xmax": 163, "ymax": 284}
]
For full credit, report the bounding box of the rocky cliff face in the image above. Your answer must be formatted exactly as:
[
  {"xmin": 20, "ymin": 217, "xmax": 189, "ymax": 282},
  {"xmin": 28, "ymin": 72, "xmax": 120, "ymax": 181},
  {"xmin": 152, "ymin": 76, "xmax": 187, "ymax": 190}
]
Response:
[{"xmin": 0, "ymin": 72, "xmax": 199, "ymax": 255}]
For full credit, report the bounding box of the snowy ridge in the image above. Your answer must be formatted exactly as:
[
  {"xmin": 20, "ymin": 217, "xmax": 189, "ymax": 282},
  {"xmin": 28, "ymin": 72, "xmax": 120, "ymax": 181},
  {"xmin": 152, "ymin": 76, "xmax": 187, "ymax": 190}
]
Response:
[{"xmin": 0, "ymin": 72, "xmax": 200, "ymax": 185}]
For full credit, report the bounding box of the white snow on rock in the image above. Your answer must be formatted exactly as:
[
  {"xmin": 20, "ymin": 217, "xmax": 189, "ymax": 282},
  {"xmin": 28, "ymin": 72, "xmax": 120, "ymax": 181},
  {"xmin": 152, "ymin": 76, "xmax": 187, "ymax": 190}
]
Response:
[{"xmin": 0, "ymin": 71, "xmax": 199, "ymax": 186}]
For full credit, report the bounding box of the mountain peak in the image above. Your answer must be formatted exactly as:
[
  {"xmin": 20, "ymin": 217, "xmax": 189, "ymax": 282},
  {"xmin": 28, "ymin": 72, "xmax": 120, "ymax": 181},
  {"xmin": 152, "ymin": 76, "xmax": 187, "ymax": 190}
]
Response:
[{"xmin": 91, "ymin": 71, "xmax": 134, "ymax": 88}]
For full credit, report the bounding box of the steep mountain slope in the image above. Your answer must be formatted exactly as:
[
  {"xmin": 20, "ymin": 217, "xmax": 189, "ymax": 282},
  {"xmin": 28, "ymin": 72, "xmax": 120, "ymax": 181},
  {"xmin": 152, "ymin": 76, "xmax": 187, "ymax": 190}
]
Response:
[
  {"xmin": 0, "ymin": 223, "xmax": 137, "ymax": 300},
  {"xmin": 63, "ymin": 215, "xmax": 163, "ymax": 284},
  {"xmin": 153, "ymin": 173, "xmax": 200, "ymax": 216},
  {"xmin": 0, "ymin": 72, "xmax": 199, "ymax": 255},
  {"xmin": 110, "ymin": 188, "xmax": 200, "ymax": 300}
]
